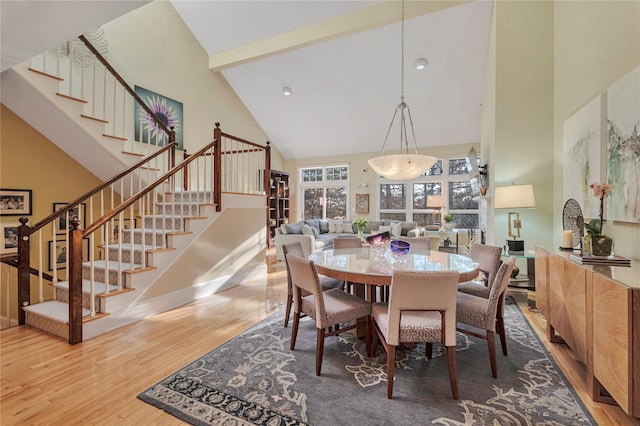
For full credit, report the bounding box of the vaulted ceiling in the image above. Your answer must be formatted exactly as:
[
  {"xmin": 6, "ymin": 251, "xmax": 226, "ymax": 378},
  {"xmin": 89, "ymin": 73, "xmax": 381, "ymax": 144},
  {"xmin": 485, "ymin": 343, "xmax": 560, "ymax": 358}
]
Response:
[{"xmin": 1, "ymin": 0, "xmax": 493, "ymax": 161}]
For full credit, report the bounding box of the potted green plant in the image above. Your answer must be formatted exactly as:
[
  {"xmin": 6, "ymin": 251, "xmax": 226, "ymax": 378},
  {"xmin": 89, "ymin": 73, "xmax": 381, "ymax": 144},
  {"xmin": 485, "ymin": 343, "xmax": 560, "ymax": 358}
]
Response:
[
  {"xmin": 442, "ymin": 214, "xmax": 455, "ymax": 230},
  {"xmin": 352, "ymin": 217, "xmax": 369, "ymax": 240}
]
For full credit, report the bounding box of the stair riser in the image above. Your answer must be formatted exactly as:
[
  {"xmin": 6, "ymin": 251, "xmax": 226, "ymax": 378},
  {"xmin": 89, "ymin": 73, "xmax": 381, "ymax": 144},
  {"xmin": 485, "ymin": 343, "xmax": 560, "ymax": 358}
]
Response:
[
  {"xmin": 82, "ymin": 265, "xmax": 129, "ymax": 287},
  {"xmin": 167, "ymin": 192, "xmax": 211, "ymax": 203},
  {"xmin": 120, "ymin": 230, "xmax": 165, "ymax": 246},
  {"xmin": 26, "ymin": 314, "xmax": 68, "ymax": 340},
  {"xmin": 55, "ymin": 286, "xmax": 103, "ymax": 311},
  {"xmin": 155, "ymin": 204, "xmax": 200, "ymax": 216},
  {"xmin": 142, "ymin": 216, "xmax": 184, "ymax": 230},
  {"xmin": 105, "ymin": 247, "xmax": 145, "ymax": 265}
]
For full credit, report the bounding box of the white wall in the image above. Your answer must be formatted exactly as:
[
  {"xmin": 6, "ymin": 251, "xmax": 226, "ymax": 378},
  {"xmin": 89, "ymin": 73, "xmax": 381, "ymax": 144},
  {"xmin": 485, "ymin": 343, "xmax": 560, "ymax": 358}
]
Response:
[
  {"xmin": 101, "ymin": 0, "xmax": 285, "ymax": 170},
  {"xmin": 554, "ymin": 0, "xmax": 640, "ymax": 260}
]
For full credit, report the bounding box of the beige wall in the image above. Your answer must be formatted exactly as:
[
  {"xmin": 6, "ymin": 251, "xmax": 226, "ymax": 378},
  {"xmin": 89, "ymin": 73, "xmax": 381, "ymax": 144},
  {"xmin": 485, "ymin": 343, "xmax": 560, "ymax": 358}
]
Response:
[
  {"xmin": 491, "ymin": 1, "xmax": 555, "ymax": 254},
  {"xmin": 553, "ymin": 0, "xmax": 640, "ymax": 260},
  {"xmin": 282, "ymin": 143, "xmax": 480, "ymax": 223},
  {"xmin": 0, "ymin": 105, "xmax": 104, "ymax": 321}
]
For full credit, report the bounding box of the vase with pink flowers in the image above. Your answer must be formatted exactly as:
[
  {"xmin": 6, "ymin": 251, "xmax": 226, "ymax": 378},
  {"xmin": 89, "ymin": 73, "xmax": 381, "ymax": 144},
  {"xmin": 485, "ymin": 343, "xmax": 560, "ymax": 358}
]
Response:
[{"xmin": 584, "ymin": 182, "xmax": 613, "ymax": 256}]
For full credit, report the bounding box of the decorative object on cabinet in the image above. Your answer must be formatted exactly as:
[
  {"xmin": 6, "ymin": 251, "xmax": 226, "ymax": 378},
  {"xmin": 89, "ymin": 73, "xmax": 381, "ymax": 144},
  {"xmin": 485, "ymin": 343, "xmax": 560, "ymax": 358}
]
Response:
[
  {"xmin": 268, "ymin": 170, "xmax": 290, "ymax": 246},
  {"xmin": 584, "ymin": 182, "xmax": 614, "ymax": 256},
  {"xmin": 0, "ymin": 188, "xmax": 32, "ymax": 216},
  {"xmin": 561, "ymin": 198, "xmax": 584, "ymax": 249},
  {"xmin": 442, "ymin": 213, "xmax": 455, "ymax": 230},
  {"xmin": 607, "ymin": 64, "xmax": 640, "ymax": 223},
  {"xmin": 494, "ymin": 184, "xmax": 536, "ymax": 254}
]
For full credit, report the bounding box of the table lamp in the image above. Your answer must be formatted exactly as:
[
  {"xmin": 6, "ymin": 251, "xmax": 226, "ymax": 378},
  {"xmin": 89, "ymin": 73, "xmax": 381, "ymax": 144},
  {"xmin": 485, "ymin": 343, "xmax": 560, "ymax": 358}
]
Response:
[
  {"xmin": 494, "ymin": 184, "xmax": 536, "ymax": 254},
  {"xmin": 426, "ymin": 195, "xmax": 445, "ymax": 230}
]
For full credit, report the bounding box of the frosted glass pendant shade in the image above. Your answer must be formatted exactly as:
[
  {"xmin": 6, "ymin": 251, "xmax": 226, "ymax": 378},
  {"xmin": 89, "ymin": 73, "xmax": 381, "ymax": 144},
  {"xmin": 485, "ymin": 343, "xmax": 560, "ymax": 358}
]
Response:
[{"xmin": 368, "ymin": 154, "xmax": 437, "ymax": 180}]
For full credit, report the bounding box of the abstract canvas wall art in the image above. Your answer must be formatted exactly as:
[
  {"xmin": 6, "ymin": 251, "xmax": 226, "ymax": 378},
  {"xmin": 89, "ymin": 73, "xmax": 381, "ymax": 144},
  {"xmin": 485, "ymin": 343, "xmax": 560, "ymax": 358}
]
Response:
[
  {"xmin": 134, "ymin": 86, "xmax": 183, "ymax": 150},
  {"xmin": 563, "ymin": 94, "xmax": 604, "ymax": 220},
  {"xmin": 607, "ymin": 65, "xmax": 640, "ymax": 223}
]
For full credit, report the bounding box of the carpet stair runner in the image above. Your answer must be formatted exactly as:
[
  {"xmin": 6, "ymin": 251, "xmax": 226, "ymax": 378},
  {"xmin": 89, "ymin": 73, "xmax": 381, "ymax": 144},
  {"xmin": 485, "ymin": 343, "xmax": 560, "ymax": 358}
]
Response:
[{"xmin": 22, "ymin": 192, "xmax": 208, "ymax": 340}]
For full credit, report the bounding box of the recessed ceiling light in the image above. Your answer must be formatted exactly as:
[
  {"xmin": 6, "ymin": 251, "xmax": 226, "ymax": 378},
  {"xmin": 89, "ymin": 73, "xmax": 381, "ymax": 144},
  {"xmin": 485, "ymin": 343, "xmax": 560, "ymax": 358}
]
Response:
[
  {"xmin": 282, "ymin": 86, "xmax": 292, "ymax": 96},
  {"xmin": 414, "ymin": 58, "xmax": 428, "ymax": 70}
]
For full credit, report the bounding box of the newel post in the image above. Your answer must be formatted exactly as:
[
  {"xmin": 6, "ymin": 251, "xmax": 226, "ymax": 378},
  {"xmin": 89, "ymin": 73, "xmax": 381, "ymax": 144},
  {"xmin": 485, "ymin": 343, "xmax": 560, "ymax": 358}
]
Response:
[
  {"xmin": 17, "ymin": 217, "xmax": 31, "ymax": 325},
  {"xmin": 213, "ymin": 122, "xmax": 222, "ymax": 212},
  {"xmin": 68, "ymin": 217, "xmax": 83, "ymax": 344}
]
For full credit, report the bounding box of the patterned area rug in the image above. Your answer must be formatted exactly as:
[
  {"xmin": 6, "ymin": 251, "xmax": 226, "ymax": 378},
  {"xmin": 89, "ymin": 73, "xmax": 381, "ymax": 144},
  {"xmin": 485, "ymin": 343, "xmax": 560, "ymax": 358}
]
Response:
[{"xmin": 138, "ymin": 298, "xmax": 594, "ymax": 425}]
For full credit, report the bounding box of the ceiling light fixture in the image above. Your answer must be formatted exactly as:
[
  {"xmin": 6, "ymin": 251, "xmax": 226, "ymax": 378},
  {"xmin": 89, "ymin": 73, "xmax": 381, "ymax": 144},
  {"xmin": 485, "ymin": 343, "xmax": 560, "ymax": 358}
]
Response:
[
  {"xmin": 282, "ymin": 86, "xmax": 292, "ymax": 96},
  {"xmin": 368, "ymin": 0, "xmax": 437, "ymax": 181},
  {"xmin": 414, "ymin": 58, "xmax": 428, "ymax": 70}
]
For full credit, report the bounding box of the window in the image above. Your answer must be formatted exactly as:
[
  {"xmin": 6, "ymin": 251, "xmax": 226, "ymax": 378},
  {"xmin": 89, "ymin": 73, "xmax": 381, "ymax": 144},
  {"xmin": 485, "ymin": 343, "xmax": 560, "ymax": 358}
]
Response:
[
  {"xmin": 377, "ymin": 158, "xmax": 479, "ymax": 229},
  {"xmin": 300, "ymin": 165, "xmax": 349, "ymax": 219}
]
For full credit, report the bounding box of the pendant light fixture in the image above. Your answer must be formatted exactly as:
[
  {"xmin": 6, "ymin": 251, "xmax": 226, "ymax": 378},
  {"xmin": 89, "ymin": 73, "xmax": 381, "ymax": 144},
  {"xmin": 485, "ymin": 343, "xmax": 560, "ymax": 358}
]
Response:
[{"xmin": 368, "ymin": 0, "xmax": 437, "ymax": 180}]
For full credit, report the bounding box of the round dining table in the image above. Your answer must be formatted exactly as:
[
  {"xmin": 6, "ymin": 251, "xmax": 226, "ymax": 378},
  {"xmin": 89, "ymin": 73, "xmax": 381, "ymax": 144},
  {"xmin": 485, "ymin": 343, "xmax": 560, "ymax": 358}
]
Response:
[{"xmin": 309, "ymin": 246, "xmax": 480, "ymax": 286}]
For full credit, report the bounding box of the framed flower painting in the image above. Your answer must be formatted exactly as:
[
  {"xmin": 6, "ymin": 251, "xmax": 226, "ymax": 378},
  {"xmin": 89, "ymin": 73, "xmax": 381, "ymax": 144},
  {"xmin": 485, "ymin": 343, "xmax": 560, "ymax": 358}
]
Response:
[{"xmin": 134, "ymin": 86, "xmax": 183, "ymax": 150}]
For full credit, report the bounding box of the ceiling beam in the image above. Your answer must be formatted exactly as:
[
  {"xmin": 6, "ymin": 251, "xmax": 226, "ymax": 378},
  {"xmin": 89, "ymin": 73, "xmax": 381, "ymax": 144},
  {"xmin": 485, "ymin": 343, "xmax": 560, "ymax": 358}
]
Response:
[{"xmin": 208, "ymin": 0, "xmax": 472, "ymax": 72}]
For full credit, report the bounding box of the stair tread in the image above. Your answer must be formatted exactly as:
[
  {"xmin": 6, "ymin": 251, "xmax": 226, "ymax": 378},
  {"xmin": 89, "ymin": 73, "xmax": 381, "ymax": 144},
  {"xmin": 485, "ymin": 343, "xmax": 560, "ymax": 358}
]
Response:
[
  {"xmin": 104, "ymin": 243, "xmax": 162, "ymax": 250},
  {"xmin": 84, "ymin": 260, "xmax": 141, "ymax": 269},
  {"xmin": 23, "ymin": 300, "xmax": 90, "ymax": 321}
]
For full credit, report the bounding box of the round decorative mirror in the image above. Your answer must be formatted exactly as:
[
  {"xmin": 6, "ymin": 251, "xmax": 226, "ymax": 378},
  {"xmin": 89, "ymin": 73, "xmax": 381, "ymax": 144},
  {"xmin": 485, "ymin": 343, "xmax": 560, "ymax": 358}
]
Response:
[{"xmin": 562, "ymin": 199, "xmax": 584, "ymax": 248}]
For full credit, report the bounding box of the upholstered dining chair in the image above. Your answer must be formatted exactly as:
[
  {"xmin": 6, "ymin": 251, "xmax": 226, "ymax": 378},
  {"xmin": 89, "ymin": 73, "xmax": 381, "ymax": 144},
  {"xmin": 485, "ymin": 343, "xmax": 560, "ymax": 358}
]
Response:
[
  {"xmin": 457, "ymin": 243, "xmax": 506, "ymax": 353},
  {"xmin": 455, "ymin": 256, "xmax": 516, "ymax": 379},
  {"xmin": 282, "ymin": 242, "xmax": 344, "ymax": 328},
  {"xmin": 371, "ymin": 270, "xmax": 461, "ymax": 400},
  {"xmin": 286, "ymin": 253, "xmax": 372, "ymax": 376}
]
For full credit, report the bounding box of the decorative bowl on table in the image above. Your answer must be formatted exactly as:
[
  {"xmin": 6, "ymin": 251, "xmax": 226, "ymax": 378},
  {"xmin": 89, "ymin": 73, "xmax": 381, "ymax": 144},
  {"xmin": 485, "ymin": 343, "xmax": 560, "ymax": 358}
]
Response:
[{"xmin": 390, "ymin": 240, "xmax": 410, "ymax": 255}]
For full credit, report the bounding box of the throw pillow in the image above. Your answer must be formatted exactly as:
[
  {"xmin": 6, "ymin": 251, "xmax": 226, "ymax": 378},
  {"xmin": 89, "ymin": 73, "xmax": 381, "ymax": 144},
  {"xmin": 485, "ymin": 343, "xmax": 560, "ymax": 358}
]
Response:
[
  {"xmin": 285, "ymin": 222, "xmax": 304, "ymax": 234},
  {"xmin": 338, "ymin": 223, "xmax": 355, "ymax": 234},
  {"xmin": 378, "ymin": 225, "xmax": 392, "ymax": 234},
  {"xmin": 391, "ymin": 222, "xmax": 403, "ymax": 237},
  {"xmin": 328, "ymin": 218, "xmax": 342, "ymax": 233},
  {"xmin": 302, "ymin": 224, "xmax": 319, "ymax": 238},
  {"xmin": 280, "ymin": 224, "xmax": 288, "ymax": 234},
  {"xmin": 401, "ymin": 221, "xmax": 418, "ymax": 236},
  {"xmin": 319, "ymin": 219, "xmax": 329, "ymax": 233},
  {"xmin": 304, "ymin": 219, "xmax": 320, "ymax": 233}
]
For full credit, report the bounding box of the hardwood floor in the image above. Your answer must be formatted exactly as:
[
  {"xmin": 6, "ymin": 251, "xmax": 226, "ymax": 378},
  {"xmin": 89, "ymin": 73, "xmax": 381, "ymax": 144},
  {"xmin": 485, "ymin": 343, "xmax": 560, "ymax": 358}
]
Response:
[{"xmin": 1, "ymin": 253, "xmax": 638, "ymax": 425}]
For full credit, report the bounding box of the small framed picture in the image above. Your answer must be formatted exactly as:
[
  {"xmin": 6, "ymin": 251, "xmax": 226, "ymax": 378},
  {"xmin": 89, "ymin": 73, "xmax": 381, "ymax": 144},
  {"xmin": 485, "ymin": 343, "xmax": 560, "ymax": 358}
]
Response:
[
  {"xmin": 49, "ymin": 238, "xmax": 89, "ymax": 270},
  {"xmin": 0, "ymin": 189, "xmax": 32, "ymax": 216},
  {"xmin": 1, "ymin": 222, "xmax": 20, "ymax": 254},
  {"xmin": 53, "ymin": 202, "xmax": 87, "ymax": 234},
  {"xmin": 355, "ymin": 193, "xmax": 369, "ymax": 214}
]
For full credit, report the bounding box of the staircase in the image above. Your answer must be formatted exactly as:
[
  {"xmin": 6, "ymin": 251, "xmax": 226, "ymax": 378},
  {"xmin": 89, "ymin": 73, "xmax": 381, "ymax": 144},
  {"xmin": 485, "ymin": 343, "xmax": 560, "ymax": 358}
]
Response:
[
  {"xmin": 22, "ymin": 190, "xmax": 218, "ymax": 340},
  {"xmin": 3, "ymin": 34, "xmax": 271, "ymax": 343}
]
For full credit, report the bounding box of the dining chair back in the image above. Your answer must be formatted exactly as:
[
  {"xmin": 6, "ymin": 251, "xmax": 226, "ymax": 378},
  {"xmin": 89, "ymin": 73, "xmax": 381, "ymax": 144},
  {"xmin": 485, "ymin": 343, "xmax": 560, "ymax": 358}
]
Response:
[
  {"xmin": 286, "ymin": 253, "xmax": 372, "ymax": 376},
  {"xmin": 372, "ymin": 270, "xmax": 461, "ymax": 399},
  {"xmin": 456, "ymin": 256, "xmax": 516, "ymax": 378},
  {"xmin": 282, "ymin": 242, "xmax": 343, "ymax": 327}
]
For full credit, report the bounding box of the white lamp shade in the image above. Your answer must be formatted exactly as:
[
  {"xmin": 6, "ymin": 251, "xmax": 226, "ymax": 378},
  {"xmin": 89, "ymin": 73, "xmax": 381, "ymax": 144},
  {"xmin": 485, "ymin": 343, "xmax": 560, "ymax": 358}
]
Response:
[
  {"xmin": 368, "ymin": 154, "xmax": 437, "ymax": 180},
  {"xmin": 494, "ymin": 184, "xmax": 536, "ymax": 209},
  {"xmin": 427, "ymin": 195, "xmax": 445, "ymax": 208}
]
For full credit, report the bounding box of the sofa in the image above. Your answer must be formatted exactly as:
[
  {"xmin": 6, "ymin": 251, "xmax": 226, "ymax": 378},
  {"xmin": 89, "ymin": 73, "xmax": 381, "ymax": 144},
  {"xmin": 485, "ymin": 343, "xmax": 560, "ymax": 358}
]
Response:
[{"xmin": 274, "ymin": 218, "xmax": 418, "ymax": 261}]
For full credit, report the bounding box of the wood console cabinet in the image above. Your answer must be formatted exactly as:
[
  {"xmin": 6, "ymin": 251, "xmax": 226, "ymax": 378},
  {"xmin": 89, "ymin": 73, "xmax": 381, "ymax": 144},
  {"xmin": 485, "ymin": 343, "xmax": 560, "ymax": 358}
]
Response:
[{"xmin": 534, "ymin": 247, "xmax": 640, "ymax": 417}]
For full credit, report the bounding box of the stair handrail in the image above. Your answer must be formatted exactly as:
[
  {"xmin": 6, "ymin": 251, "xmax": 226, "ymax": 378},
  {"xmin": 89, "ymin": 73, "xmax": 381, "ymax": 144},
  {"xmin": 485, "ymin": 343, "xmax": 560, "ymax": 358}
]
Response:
[
  {"xmin": 83, "ymin": 138, "xmax": 216, "ymax": 235},
  {"xmin": 28, "ymin": 140, "xmax": 176, "ymax": 235},
  {"xmin": 77, "ymin": 35, "xmax": 172, "ymax": 138}
]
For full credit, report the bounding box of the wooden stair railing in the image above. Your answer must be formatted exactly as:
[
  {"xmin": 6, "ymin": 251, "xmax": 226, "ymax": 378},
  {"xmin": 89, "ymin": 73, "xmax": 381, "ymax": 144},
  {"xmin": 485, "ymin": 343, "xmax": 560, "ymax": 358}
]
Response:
[
  {"xmin": 15, "ymin": 141, "xmax": 176, "ymax": 326},
  {"xmin": 13, "ymin": 123, "xmax": 269, "ymax": 344}
]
